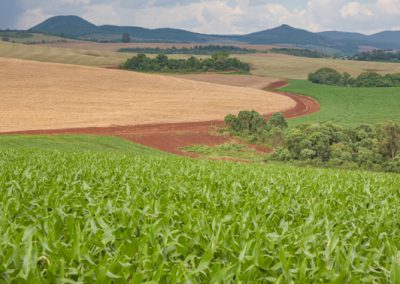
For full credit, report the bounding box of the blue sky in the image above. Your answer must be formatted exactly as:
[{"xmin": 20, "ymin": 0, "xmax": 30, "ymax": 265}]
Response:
[{"xmin": 1, "ymin": 0, "xmax": 399, "ymax": 34}]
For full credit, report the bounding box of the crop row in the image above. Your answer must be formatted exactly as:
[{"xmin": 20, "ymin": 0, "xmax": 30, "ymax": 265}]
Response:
[{"xmin": 1, "ymin": 149, "xmax": 400, "ymax": 282}]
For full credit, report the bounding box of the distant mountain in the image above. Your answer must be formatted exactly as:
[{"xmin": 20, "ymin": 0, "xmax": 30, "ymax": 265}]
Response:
[
  {"xmin": 318, "ymin": 31, "xmax": 368, "ymax": 41},
  {"xmin": 320, "ymin": 30, "xmax": 400, "ymax": 47},
  {"xmin": 30, "ymin": 16, "xmax": 400, "ymax": 54},
  {"xmin": 243, "ymin": 25, "xmax": 328, "ymax": 45},
  {"xmin": 30, "ymin": 15, "xmax": 97, "ymax": 38},
  {"xmin": 369, "ymin": 31, "xmax": 400, "ymax": 45}
]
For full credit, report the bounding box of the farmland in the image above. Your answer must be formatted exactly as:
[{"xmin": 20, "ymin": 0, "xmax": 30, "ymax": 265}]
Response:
[
  {"xmin": 282, "ymin": 80, "xmax": 400, "ymax": 126},
  {"xmin": 1, "ymin": 148, "xmax": 400, "ymax": 282},
  {"xmin": 0, "ymin": 57, "xmax": 294, "ymax": 132},
  {"xmin": 2, "ymin": 41, "xmax": 400, "ymax": 80}
]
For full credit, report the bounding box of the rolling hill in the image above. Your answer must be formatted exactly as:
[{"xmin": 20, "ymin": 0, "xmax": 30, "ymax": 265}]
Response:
[{"xmin": 29, "ymin": 15, "xmax": 400, "ymax": 54}]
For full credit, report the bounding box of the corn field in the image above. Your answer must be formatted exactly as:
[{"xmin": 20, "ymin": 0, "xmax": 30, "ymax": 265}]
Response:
[{"xmin": 1, "ymin": 149, "xmax": 400, "ymax": 283}]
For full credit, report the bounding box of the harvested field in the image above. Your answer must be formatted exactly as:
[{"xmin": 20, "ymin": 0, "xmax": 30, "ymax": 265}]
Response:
[
  {"xmin": 0, "ymin": 58, "xmax": 295, "ymax": 132},
  {"xmin": 170, "ymin": 74, "xmax": 279, "ymax": 89},
  {"xmin": 238, "ymin": 53, "xmax": 400, "ymax": 79}
]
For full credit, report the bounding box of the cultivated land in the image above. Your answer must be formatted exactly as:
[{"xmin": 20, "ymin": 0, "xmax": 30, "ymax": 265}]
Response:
[
  {"xmin": 1, "ymin": 148, "xmax": 400, "ymax": 282},
  {"xmin": 282, "ymin": 80, "xmax": 400, "ymax": 126},
  {"xmin": 0, "ymin": 58, "xmax": 295, "ymax": 132},
  {"xmin": 238, "ymin": 53, "xmax": 400, "ymax": 79},
  {"xmin": 3, "ymin": 41, "xmax": 400, "ymax": 80}
]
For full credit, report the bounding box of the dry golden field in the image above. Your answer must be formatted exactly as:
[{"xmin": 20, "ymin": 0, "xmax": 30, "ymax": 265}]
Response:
[
  {"xmin": 0, "ymin": 58, "xmax": 295, "ymax": 132},
  {"xmin": 3, "ymin": 41, "xmax": 400, "ymax": 80},
  {"xmin": 238, "ymin": 53, "xmax": 400, "ymax": 79},
  {"xmin": 170, "ymin": 74, "xmax": 278, "ymax": 89}
]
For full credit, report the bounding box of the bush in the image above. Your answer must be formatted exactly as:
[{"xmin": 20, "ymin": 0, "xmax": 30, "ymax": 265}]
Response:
[
  {"xmin": 308, "ymin": 68, "xmax": 400, "ymax": 88},
  {"xmin": 268, "ymin": 112, "xmax": 288, "ymax": 129},
  {"xmin": 308, "ymin": 68, "xmax": 343, "ymax": 86}
]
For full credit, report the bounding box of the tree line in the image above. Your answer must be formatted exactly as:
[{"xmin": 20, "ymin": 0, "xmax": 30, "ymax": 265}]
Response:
[
  {"xmin": 118, "ymin": 45, "xmax": 258, "ymax": 55},
  {"xmin": 350, "ymin": 50, "xmax": 400, "ymax": 62},
  {"xmin": 224, "ymin": 111, "xmax": 400, "ymax": 173},
  {"xmin": 308, "ymin": 68, "xmax": 400, "ymax": 87},
  {"xmin": 121, "ymin": 53, "xmax": 250, "ymax": 73},
  {"xmin": 270, "ymin": 48, "xmax": 328, "ymax": 58}
]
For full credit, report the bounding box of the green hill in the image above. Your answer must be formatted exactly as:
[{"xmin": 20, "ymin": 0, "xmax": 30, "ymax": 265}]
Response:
[{"xmin": 29, "ymin": 16, "xmax": 400, "ymax": 54}]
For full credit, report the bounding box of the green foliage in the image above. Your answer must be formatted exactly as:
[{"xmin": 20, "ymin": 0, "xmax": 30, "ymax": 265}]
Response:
[
  {"xmin": 268, "ymin": 112, "xmax": 288, "ymax": 129},
  {"xmin": 270, "ymin": 48, "xmax": 328, "ymax": 58},
  {"xmin": 121, "ymin": 33, "xmax": 131, "ymax": 43},
  {"xmin": 224, "ymin": 111, "xmax": 288, "ymax": 146},
  {"xmin": 183, "ymin": 142, "xmax": 264, "ymax": 162},
  {"xmin": 270, "ymin": 121, "xmax": 400, "ymax": 173},
  {"xmin": 308, "ymin": 67, "xmax": 400, "ymax": 87},
  {"xmin": 376, "ymin": 121, "xmax": 400, "ymax": 159},
  {"xmin": 308, "ymin": 67, "xmax": 343, "ymax": 85},
  {"xmin": 118, "ymin": 45, "xmax": 259, "ymax": 55},
  {"xmin": 121, "ymin": 53, "xmax": 250, "ymax": 73},
  {"xmin": 1, "ymin": 149, "xmax": 400, "ymax": 282},
  {"xmin": 351, "ymin": 50, "xmax": 400, "ymax": 62}
]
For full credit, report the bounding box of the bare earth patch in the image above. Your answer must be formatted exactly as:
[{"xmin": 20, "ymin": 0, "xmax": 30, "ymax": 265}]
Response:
[{"xmin": 0, "ymin": 58, "xmax": 295, "ymax": 132}]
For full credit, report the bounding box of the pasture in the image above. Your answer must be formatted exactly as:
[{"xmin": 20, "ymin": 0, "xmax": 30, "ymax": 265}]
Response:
[
  {"xmin": 283, "ymin": 80, "xmax": 400, "ymax": 126},
  {"xmin": 1, "ymin": 148, "xmax": 399, "ymax": 282}
]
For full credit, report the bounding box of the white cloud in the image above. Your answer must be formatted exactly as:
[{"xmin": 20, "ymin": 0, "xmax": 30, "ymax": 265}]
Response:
[
  {"xmin": 11, "ymin": 0, "xmax": 400, "ymax": 34},
  {"xmin": 17, "ymin": 8, "xmax": 50, "ymax": 29},
  {"xmin": 82, "ymin": 4, "xmax": 122, "ymax": 25},
  {"xmin": 341, "ymin": 2, "xmax": 373, "ymax": 18}
]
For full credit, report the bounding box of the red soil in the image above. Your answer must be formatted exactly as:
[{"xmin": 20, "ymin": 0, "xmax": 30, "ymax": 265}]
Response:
[{"xmin": 3, "ymin": 81, "xmax": 320, "ymax": 157}]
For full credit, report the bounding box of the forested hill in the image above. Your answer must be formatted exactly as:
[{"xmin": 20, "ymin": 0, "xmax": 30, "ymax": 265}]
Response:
[{"xmin": 30, "ymin": 15, "xmax": 400, "ymax": 54}]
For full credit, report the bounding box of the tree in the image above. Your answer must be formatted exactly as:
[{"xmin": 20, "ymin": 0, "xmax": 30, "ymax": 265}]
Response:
[
  {"xmin": 376, "ymin": 121, "xmax": 400, "ymax": 159},
  {"xmin": 122, "ymin": 33, "xmax": 131, "ymax": 43},
  {"xmin": 1, "ymin": 36, "xmax": 9, "ymax": 42},
  {"xmin": 268, "ymin": 113, "xmax": 288, "ymax": 129},
  {"xmin": 308, "ymin": 68, "xmax": 343, "ymax": 85}
]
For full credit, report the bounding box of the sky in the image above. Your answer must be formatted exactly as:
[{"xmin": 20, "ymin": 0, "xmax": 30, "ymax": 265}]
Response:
[{"xmin": 1, "ymin": 0, "xmax": 400, "ymax": 34}]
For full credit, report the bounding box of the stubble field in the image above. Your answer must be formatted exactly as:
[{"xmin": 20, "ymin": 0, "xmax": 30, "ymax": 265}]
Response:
[{"xmin": 0, "ymin": 57, "xmax": 295, "ymax": 132}]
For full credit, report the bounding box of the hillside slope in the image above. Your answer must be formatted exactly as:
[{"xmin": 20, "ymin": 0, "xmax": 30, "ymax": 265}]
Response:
[
  {"xmin": 0, "ymin": 57, "xmax": 295, "ymax": 132},
  {"xmin": 29, "ymin": 16, "xmax": 400, "ymax": 54}
]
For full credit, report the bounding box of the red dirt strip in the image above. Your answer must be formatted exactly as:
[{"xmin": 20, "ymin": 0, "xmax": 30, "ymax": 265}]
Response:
[{"xmin": 3, "ymin": 81, "xmax": 320, "ymax": 156}]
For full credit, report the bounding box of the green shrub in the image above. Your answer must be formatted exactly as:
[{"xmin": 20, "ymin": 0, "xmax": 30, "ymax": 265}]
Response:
[
  {"xmin": 308, "ymin": 68, "xmax": 343, "ymax": 86},
  {"xmin": 308, "ymin": 68, "xmax": 400, "ymax": 87}
]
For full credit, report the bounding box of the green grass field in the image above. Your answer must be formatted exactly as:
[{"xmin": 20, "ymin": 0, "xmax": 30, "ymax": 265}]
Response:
[
  {"xmin": 0, "ymin": 135, "xmax": 167, "ymax": 157},
  {"xmin": 282, "ymin": 80, "xmax": 400, "ymax": 126},
  {"xmin": 0, "ymin": 32, "xmax": 74, "ymax": 44},
  {"xmin": 1, "ymin": 147, "xmax": 400, "ymax": 282}
]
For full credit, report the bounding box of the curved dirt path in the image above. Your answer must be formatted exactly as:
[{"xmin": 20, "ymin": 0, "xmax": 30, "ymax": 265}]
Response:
[{"xmin": 3, "ymin": 80, "xmax": 320, "ymax": 156}]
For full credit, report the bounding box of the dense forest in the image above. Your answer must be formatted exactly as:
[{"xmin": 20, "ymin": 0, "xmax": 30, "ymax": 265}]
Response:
[
  {"xmin": 118, "ymin": 45, "xmax": 258, "ymax": 55},
  {"xmin": 270, "ymin": 48, "xmax": 328, "ymax": 58},
  {"xmin": 308, "ymin": 67, "xmax": 400, "ymax": 87},
  {"xmin": 224, "ymin": 111, "xmax": 400, "ymax": 173},
  {"xmin": 350, "ymin": 50, "xmax": 400, "ymax": 62},
  {"xmin": 121, "ymin": 53, "xmax": 250, "ymax": 73}
]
